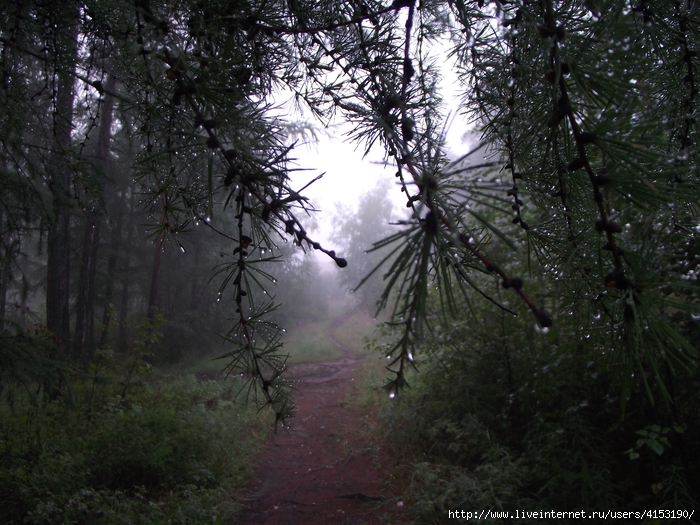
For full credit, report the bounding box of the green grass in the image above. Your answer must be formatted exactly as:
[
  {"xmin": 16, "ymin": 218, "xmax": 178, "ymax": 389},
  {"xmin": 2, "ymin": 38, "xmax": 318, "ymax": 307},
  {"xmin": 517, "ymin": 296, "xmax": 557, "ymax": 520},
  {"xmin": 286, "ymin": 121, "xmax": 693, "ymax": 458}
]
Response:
[
  {"xmin": 331, "ymin": 310, "xmax": 381, "ymax": 354},
  {"xmin": 158, "ymin": 346, "xmax": 231, "ymax": 378},
  {"xmin": 280, "ymin": 310, "xmax": 383, "ymax": 364},
  {"xmin": 281, "ymin": 321, "xmax": 344, "ymax": 362},
  {"xmin": 156, "ymin": 326, "xmax": 341, "ymax": 372},
  {"xmin": 158, "ymin": 306, "xmax": 384, "ymax": 373}
]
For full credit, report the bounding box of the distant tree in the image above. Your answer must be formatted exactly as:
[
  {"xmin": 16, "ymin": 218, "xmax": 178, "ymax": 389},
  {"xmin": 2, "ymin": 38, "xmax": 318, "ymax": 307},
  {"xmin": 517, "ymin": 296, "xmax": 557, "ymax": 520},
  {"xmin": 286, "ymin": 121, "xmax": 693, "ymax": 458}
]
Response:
[{"xmin": 331, "ymin": 177, "xmax": 398, "ymax": 310}]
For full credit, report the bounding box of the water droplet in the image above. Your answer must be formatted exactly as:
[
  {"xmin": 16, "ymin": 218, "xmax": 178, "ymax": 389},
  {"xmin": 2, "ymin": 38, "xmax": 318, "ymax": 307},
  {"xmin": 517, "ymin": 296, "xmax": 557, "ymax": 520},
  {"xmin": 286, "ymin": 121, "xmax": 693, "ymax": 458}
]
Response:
[
  {"xmin": 691, "ymin": 312, "xmax": 700, "ymax": 322},
  {"xmin": 180, "ymin": 246, "xmax": 185, "ymax": 253},
  {"xmin": 592, "ymin": 312, "xmax": 602, "ymax": 321},
  {"xmin": 388, "ymin": 392, "xmax": 396, "ymax": 399},
  {"xmin": 534, "ymin": 324, "xmax": 550, "ymax": 335}
]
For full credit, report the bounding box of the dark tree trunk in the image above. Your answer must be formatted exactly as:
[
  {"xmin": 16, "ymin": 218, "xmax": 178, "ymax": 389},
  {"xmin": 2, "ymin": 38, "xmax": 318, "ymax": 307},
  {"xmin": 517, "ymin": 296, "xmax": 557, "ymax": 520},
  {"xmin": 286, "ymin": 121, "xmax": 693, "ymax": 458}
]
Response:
[
  {"xmin": 117, "ymin": 190, "xmax": 136, "ymax": 354},
  {"xmin": 74, "ymin": 75, "xmax": 117, "ymax": 366},
  {"xmin": 117, "ymin": 256, "xmax": 132, "ymax": 353},
  {"xmin": 46, "ymin": 200, "xmax": 71, "ymax": 354},
  {"xmin": 147, "ymin": 231, "xmax": 164, "ymax": 321},
  {"xmin": 46, "ymin": 11, "xmax": 78, "ymax": 357},
  {"xmin": 74, "ymin": 220, "xmax": 100, "ymax": 365},
  {"xmin": 0, "ymin": 207, "xmax": 7, "ymax": 332},
  {"xmin": 98, "ymin": 195, "xmax": 124, "ymax": 349},
  {"xmin": 190, "ymin": 238, "xmax": 201, "ymax": 311}
]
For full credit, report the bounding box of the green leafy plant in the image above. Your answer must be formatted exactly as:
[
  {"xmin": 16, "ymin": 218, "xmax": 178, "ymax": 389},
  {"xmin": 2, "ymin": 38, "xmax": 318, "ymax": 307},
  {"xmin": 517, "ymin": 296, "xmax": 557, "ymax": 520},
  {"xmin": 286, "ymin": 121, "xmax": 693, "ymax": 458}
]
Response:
[{"xmin": 627, "ymin": 424, "xmax": 684, "ymax": 460}]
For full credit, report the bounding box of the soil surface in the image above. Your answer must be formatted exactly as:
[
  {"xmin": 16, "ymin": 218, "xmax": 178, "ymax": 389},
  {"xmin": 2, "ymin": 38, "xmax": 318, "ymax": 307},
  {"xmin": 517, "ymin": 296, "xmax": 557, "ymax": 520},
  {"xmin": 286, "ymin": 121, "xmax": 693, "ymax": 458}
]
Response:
[{"xmin": 239, "ymin": 330, "xmax": 408, "ymax": 525}]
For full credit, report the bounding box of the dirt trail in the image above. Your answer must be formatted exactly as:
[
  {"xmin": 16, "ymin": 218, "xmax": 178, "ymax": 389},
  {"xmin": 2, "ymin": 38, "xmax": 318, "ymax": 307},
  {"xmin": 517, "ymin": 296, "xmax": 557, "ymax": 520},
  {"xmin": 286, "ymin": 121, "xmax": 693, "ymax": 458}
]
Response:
[{"xmin": 239, "ymin": 327, "xmax": 406, "ymax": 525}]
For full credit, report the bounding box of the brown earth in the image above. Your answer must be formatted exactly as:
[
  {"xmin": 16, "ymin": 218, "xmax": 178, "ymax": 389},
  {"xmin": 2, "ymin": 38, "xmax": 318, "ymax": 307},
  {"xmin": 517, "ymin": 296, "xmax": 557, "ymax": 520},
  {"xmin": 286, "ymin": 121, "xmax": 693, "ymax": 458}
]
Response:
[{"xmin": 238, "ymin": 331, "xmax": 409, "ymax": 525}]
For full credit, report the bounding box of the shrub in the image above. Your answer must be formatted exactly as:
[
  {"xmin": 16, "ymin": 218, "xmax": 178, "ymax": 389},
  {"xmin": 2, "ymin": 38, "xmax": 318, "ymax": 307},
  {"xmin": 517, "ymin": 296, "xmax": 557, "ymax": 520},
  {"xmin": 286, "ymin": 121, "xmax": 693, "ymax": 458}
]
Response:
[
  {"xmin": 378, "ymin": 301, "xmax": 699, "ymax": 522},
  {"xmin": 0, "ymin": 374, "xmax": 265, "ymax": 524}
]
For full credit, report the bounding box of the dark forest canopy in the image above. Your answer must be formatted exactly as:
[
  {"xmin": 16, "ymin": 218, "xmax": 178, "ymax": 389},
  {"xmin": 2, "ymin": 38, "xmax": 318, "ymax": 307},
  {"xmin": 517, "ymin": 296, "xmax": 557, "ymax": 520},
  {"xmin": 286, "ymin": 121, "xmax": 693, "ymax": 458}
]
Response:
[{"xmin": 0, "ymin": 0, "xmax": 699, "ymax": 433}]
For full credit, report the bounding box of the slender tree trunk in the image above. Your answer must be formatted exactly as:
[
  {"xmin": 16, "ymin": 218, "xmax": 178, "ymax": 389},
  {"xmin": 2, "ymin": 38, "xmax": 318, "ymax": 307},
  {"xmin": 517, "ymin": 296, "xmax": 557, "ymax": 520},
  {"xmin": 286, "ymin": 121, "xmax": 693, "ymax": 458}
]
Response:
[
  {"xmin": 117, "ymin": 190, "xmax": 136, "ymax": 354},
  {"xmin": 147, "ymin": 231, "xmax": 164, "ymax": 321},
  {"xmin": 74, "ymin": 75, "xmax": 117, "ymax": 366},
  {"xmin": 46, "ymin": 200, "xmax": 71, "ymax": 355},
  {"xmin": 0, "ymin": 206, "xmax": 7, "ymax": 332},
  {"xmin": 190, "ymin": 237, "xmax": 201, "ymax": 311},
  {"xmin": 98, "ymin": 192, "xmax": 125, "ymax": 349},
  {"xmin": 117, "ymin": 258, "xmax": 132, "ymax": 353},
  {"xmin": 20, "ymin": 275, "xmax": 28, "ymax": 327},
  {"xmin": 46, "ymin": 8, "xmax": 78, "ymax": 358},
  {"xmin": 74, "ymin": 219, "xmax": 100, "ymax": 365}
]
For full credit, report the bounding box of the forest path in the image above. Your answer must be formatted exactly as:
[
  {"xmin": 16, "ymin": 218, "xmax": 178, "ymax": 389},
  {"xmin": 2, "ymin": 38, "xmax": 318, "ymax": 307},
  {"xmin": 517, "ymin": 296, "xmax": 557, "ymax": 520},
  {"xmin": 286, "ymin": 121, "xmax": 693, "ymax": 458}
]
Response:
[{"xmin": 238, "ymin": 317, "xmax": 407, "ymax": 525}]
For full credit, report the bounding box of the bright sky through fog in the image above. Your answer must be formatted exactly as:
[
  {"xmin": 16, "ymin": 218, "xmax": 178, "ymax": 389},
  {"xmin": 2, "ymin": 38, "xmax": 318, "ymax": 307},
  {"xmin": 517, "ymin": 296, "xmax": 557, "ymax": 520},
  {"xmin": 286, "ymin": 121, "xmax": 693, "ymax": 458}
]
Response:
[
  {"xmin": 286, "ymin": 128, "xmax": 397, "ymax": 233},
  {"xmin": 272, "ymin": 33, "xmax": 473, "ymax": 269},
  {"xmin": 283, "ymin": 69, "xmax": 471, "ymax": 239}
]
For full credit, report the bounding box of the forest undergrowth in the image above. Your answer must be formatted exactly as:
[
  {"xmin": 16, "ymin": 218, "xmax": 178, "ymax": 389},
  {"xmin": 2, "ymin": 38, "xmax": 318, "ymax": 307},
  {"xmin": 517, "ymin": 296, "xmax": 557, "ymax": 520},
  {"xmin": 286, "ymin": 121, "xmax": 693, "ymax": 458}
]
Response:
[
  {"xmin": 359, "ymin": 299, "xmax": 700, "ymax": 524},
  {"xmin": 0, "ymin": 319, "xmax": 269, "ymax": 525},
  {"xmin": 0, "ymin": 306, "xmax": 382, "ymax": 524}
]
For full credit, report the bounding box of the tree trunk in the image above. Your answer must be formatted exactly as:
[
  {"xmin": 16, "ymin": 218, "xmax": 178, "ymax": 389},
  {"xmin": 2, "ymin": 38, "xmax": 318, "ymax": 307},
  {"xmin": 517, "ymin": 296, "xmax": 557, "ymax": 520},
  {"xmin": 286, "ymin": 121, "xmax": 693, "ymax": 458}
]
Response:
[
  {"xmin": 147, "ymin": 231, "xmax": 164, "ymax": 321},
  {"xmin": 46, "ymin": 8, "xmax": 78, "ymax": 358},
  {"xmin": 73, "ymin": 219, "xmax": 100, "ymax": 365},
  {"xmin": 98, "ymin": 192, "xmax": 124, "ymax": 350},
  {"xmin": 117, "ymin": 189, "xmax": 136, "ymax": 354},
  {"xmin": 190, "ymin": 237, "xmax": 202, "ymax": 311},
  {"xmin": 74, "ymin": 75, "xmax": 117, "ymax": 366},
  {"xmin": 0, "ymin": 206, "xmax": 7, "ymax": 332}
]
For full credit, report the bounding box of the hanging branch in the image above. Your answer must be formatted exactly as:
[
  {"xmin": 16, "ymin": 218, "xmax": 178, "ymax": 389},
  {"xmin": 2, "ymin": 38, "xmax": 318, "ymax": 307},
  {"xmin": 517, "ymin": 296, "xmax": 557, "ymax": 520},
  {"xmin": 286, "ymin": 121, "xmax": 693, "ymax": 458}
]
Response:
[
  {"xmin": 371, "ymin": 1, "xmax": 552, "ymax": 395},
  {"xmin": 542, "ymin": 0, "xmax": 629, "ymax": 287},
  {"xmin": 162, "ymin": 47, "xmax": 347, "ymax": 269}
]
